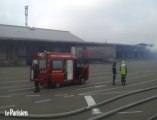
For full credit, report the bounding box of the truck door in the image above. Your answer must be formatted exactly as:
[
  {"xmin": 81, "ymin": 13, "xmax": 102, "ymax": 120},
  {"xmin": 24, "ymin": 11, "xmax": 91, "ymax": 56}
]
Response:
[
  {"xmin": 52, "ymin": 60, "xmax": 64, "ymax": 85},
  {"xmin": 65, "ymin": 60, "xmax": 73, "ymax": 80},
  {"xmin": 76, "ymin": 59, "xmax": 89, "ymax": 81}
]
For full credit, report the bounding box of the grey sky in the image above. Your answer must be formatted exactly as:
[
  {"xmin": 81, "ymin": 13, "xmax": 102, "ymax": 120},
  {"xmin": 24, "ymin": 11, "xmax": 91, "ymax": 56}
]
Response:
[{"xmin": 0, "ymin": 0, "xmax": 157, "ymax": 46}]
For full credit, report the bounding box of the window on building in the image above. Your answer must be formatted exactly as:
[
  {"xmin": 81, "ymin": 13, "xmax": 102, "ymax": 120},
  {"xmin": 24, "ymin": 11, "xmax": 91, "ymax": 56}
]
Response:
[
  {"xmin": 18, "ymin": 46, "xmax": 27, "ymax": 57},
  {"xmin": 54, "ymin": 48, "xmax": 60, "ymax": 52},
  {"xmin": 0, "ymin": 46, "xmax": 7, "ymax": 60}
]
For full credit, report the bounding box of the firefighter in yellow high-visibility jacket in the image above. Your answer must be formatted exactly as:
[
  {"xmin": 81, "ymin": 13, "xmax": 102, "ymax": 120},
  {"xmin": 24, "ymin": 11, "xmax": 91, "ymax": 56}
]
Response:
[{"xmin": 120, "ymin": 60, "xmax": 127, "ymax": 85}]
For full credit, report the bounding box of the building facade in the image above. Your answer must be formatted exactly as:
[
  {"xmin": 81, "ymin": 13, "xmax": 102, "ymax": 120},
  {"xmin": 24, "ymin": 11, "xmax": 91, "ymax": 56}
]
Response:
[{"xmin": 0, "ymin": 24, "xmax": 152, "ymax": 66}]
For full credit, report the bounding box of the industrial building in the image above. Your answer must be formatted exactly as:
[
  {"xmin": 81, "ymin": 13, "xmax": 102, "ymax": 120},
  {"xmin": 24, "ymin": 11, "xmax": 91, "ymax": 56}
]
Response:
[{"xmin": 0, "ymin": 24, "xmax": 151, "ymax": 66}]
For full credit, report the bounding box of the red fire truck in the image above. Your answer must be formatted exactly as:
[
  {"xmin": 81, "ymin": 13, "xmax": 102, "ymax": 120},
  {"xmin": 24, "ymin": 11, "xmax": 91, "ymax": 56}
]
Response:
[{"xmin": 30, "ymin": 52, "xmax": 89, "ymax": 87}]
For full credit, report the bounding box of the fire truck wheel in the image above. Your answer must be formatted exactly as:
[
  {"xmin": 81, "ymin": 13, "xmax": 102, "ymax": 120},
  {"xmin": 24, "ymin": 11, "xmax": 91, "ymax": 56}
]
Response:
[
  {"xmin": 80, "ymin": 78, "xmax": 85, "ymax": 85},
  {"xmin": 56, "ymin": 83, "xmax": 61, "ymax": 88}
]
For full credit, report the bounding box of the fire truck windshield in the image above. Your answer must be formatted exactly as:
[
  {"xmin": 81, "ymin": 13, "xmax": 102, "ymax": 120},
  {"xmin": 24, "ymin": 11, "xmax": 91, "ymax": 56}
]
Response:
[
  {"xmin": 39, "ymin": 59, "xmax": 46, "ymax": 69},
  {"xmin": 53, "ymin": 60, "xmax": 63, "ymax": 69}
]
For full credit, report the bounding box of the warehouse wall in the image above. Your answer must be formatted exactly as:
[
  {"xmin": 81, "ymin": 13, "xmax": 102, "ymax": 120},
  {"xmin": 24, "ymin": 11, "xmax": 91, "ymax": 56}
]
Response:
[
  {"xmin": 0, "ymin": 40, "xmax": 151, "ymax": 66},
  {"xmin": 0, "ymin": 40, "xmax": 71, "ymax": 66}
]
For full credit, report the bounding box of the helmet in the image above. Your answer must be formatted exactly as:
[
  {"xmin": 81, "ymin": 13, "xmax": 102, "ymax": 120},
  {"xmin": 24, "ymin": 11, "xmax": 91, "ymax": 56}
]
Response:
[
  {"xmin": 122, "ymin": 60, "xmax": 125, "ymax": 64},
  {"xmin": 33, "ymin": 60, "xmax": 38, "ymax": 64}
]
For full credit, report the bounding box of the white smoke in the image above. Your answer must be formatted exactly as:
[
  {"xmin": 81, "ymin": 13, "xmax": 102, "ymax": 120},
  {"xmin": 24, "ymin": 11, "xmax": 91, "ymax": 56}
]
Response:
[
  {"xmin": 146, "ymin": 41, "xmax": 157, "ymax": 59},
  {"xmin": 148, "ymin": 41, "xmax": 157, "ymax": 53}
]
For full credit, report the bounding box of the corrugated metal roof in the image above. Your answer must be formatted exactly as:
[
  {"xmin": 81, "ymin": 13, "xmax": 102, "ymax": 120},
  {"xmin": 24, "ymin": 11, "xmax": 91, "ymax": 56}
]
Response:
[{"xmin": 0, "ymin": 24, "xmax": 84, "ymax": 42}]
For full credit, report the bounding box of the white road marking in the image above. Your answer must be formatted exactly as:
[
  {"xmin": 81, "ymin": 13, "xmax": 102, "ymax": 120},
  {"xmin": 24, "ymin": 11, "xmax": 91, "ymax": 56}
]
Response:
[
  {"xmin": 0, "ymin": 80, "xmax": 28, "ymax": 84},
  {"xmin": 89, "ymin": 72, "xmax": 111, "ymax": 75},
  {"xmin": 89, "ymin": 72, "xmax": 156, "ymax": 84},
  {"xmin": 128, "ymin": 72, "xmax": 138, "ymax": 75},
  {"xmin": 0, "ymin": 95, "xmax": 12, "ymax": 98},
  {"xmin": 93, "ymin": 72, "xmax": 155, "ymax": 81},
  {"xmin": 128, "ymin": 73, "xmax": 156, "ymax": 80},
  {"xmin": 0, "ymin": 85, "xmax": 33, "ymax": 89},
  {"xmin": 64, "ymin": 95, "xmax": 74, "ymax": 98},
  {"xmin": 54, "ymin": 94, "xmax": 68, "ymax": 96},
  {"xmin": 83, "ymin": 89, "xmax": 143, "ymax": 96},
  {"xmin": 84, "ymin": 96, "xmax": 101, "ymax": 115},
  {"xmin": 91, "ymin": 109, "xmax": 102, "ymax": 115},
  {"xmin": 118, "ymin": 111, "xmax": 143, "ymax": 114},
  {"xmin": 77, "ymin": 85, "xmax": 106, "ymax": 90},
  {"xmin": 0, "ymin": 105, "xmax": 15, "ymax": 109},
  {"xmin": 87, "ymin": 73, "xmax": 153, "ymax": 87},
  {"xmin": 0, "ymin": 76, "xmax": 28, "ymax": 79},
  {"xmin": 0, "ymin": 92, "xmax": 32, "ymax": 97},
  {"xmin": 35, "ymin": 99, "xmax": 51, "ymax": 103},
  {"xmin": 8, "ymin": 92, "xmax": 32, "ymax": 96},
  {"xmin": 89, "ymin": 71, "xmax": 150, "ymax": 76},
  {"xmin": 88, "ymin": 71, "xmax": 154, "ymax": 83},
  {"xmin": 8, "ymin": 87, "xmax": 34, "ymax": 92},
  {"xmin": 88, "ymin": 81, "xmax": 111, "ymax": 85},
  {"xmin": 79, "ymin": 79, "xmax": 157, "ymax": 95},
  {"xmin": 26, "ymin": 95, "xmax": 40, "ymax": 97},
  {"xmin": 90, "ymin": 76, "xmax": 111, "ymax": 80}
]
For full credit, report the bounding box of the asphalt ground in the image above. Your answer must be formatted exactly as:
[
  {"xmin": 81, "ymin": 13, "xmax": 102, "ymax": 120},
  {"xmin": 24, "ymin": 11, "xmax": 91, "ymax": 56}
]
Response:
[{"xmin": 0, "ymin": 60, "xmax": 157, "ymax": 120}]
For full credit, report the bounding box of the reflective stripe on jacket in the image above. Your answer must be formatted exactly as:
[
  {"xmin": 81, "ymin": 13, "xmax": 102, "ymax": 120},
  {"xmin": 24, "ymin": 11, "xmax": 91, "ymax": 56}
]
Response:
[{"xmin": 120, "ymin": 64, "xmax": 127, "ymax": 76}]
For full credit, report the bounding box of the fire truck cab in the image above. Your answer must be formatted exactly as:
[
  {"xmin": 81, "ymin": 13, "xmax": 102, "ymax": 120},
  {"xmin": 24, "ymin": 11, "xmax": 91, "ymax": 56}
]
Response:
[{"xmin": 30, "ymin": 52, "xmax": 89, "ymax": 87}]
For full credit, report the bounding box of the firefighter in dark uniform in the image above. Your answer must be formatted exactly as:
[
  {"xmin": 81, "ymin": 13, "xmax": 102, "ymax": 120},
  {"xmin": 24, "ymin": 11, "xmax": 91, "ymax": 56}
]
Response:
[
  {"xmin": 32, "ymin": 60, "xmax": 40, "ymax": 92},
  {"xmin": 120, "ymin": 60, "xmax": 127, "ymax": 85},
  {"xmin": 112, "ymin": 59, "xmax": 117, "ymax": 85}
]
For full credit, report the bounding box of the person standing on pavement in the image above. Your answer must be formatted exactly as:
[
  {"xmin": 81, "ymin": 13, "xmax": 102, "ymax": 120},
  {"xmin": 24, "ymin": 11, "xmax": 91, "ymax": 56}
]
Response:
[
  {"xmin": 120, "ymin": 60, "xmax": 127, "ymax": 85},
  {"xmin": 32, "ymin": 60, "xmax": 40, "ymax": 92},
  {"xmin": 112, "ymin": 59, "xmax": 117, "ymax": 85}
]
